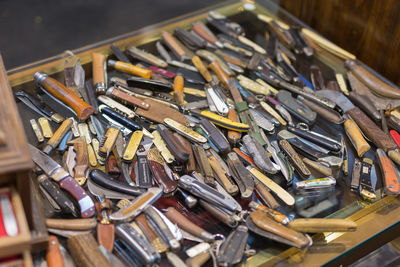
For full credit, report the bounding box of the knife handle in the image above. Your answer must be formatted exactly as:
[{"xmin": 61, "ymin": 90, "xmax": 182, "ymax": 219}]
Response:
[
  {"xmin": 173, "ymin": 133, "xmax": 196, "ymax": 173},
  {"xmin": 376, "ymin": 149, "xmax": 400, "ymax": 195},
  {"xmin": 107, "ymin": 87, "xmax": 150, "ymax": 110},
  {"xmin": 227, "ymin": 109, "xmax": 241, "ymax": 145},
  {"xmin": 46, "ymin": 235, "xmax": 64, "ymax": 267},
  {"xmin": 254, "ymin": 180, "xmax": 280, "ymax": 210},
  {"xmin": 108, "ymin": 60, "xmax": 152, "ymax": 79},
  {"xmin": 288, "ymin": 218, "xmax": 357, "ymax": 233},
  {"xmin": 35, "ymin": 73, "xmax": 95, "ymax": 121},
  {"xmin": 92, "ymin": 52, "xmax": 107, "ymax": 95},
  {"xmin": 59, "ymin": 176, "xmax": 95, "ymax": 218},
  {"xmin": 46, "ymin": 218, "xmax": 97, "ymax": 230},
  {"xmin": 348, "ymin": 91, "xmax": 381, "ymax": 122},
  {"xmin": 192, "ymin": 56, "xmax": 212, "ymax": 82},
  {"xmin": 173, "ymin": 74, "xmax": 185, "ymax": 106},
  {"xmin": 207, "ymin": 154, "xmax": 239, "ymax": 195},
  {"xmin": 43, "ymin": 118, "xmax": 73, "ymax": 154},
  {"xmin": 158, "ymin": 124, "xmax": 189, "ymax": 162},
  {"xmin": 192, "ymin": 145, "xmax": 216, "ymax": 187},
  {"xmin": 147, "ymin": 148, "xmax": 178, "ymax": 196},
  {"xmin": 345, "ymin": 60, "xmax": 400, "ymax": 99},
  {"xmin": 299, "ymin": 97, "xmax": 343, "ymax": 124},
  {"xmin": 164, "ymin": 207, "xmax": 214, "ymax": 241},
  {"xmin": 208, "ymin": 61, "xmax": 230, "ymax": 87},
  {"xmin": 199, "ymin": 200, "xmax": 237, "ymax": 228},
  {"xmin": 73, "ymin": 142, "xmax": 89, "ymax": 185},
  {"xmin": 302, "ymin": 157, "xmax": 332, "ymax": 177},
  {"xmin": 68, "ymin": 233, "xmax": 112, "ymax": 267},
  {"xmin": 344, "ymin": 119, "xmax": 370, "ymax": 157},
  {"xmin": 186, "ymin": 252, "xmax": 210, "ymax": 267},
  {"xmin": 136, "ymin": 214, "xmax": 167, "ymax": 253},
  {"xmin": 347, "ymin": 107, "xmax": 397, "ymax": 152},
  {"xmin": 192, "ymin": 23, "xmax": 218, "ymax": 45},
  {"xmin": 161, "ymin": 31, "xmax": 186, "ymax": 60},
  {"xmin": 279, "ymin": 139, "xmax": 311, "ymax": 179}
]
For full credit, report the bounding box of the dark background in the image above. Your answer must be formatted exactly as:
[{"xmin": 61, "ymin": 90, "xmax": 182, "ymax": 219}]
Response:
[
  {"xmin": 0, "ymin": 0, "xmax": 220, "ymax": 69},
  {"xmin": 1, "ymin": 0, "xmax": 399, "ymax": 86}
]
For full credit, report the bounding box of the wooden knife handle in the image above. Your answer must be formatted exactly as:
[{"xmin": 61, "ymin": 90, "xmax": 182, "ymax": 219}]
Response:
[
  {"xmin": 186, "ymin": 252, "xmax": 210, "ymax": 267},
  {"xmin": 377, "ymin": 149, "xmax": 400, "ymax": 195},
  {"xmin": 227, "ymin": 109, "xmax": 241, "ymax": 145},
  {"xmin": 161, "ymin": 31, "xmax": 186, "ymax": 58},
  {"xmin": 108, "ymin": 87, "xmax": 150, "ymax": 110},
  {"xmin": 250, "ymin": 210, "xmax": 310, "ymax": 249},
  {"xmin": 43, "ymin": 118, "xmax": 73, "ymax": 154},
  {"xmin": 192, "ymin": 56, "xmax": 212, "ymax": 82},
  {"xmin": 92, "ymin": 52, "xmax": 107, "ymax": 86},
  {"xmin": 173, "ymin": 74, "xmax": 185, "ymax": 106},
  {"xmin": 108, "ymin": 60, "xmax": 151, "ymax": 79},
  {"xmin": 208, "ymin": 60, "xmax": 230, "ymax": 87},
  {"xmin": 35, "ymin": 73, "xmax": 94, "ymax": 121},
  {"xmin": 46, "ymin": 218, "xmax": 97, "ymax": 230},
  {"xmin": 288, "ymin": 218, "xmax": 357, "ymax": 233},
  {"xmin": 146, "ymin": 148, "xmax": 178, "ymax": 196},
  {"xmin": 344, "ymin": 119, "xmax": 370, "ymax": 157},
  {"xmin": 192, "ymin": 23, "xmax": 218, "ymax": 44},
  {"xmin": 73, "ymin": 141, "xmax": 89, "ymax": 184},
  {"xmin": 347, "ymin": 107, "xmax": 396, "ymax": 152},
  {"xmin": 254, "ymin": 180, "xmax": 280, "ymax": 210},
  {"xmin": 136, "ymin": 214, "xmax": 167, "ymax": 253},
  {"xmin": 345, "ymin": 60, "xmax": 400, "ymax": 99},
  {"xmin": 46, "ymin": 235, "xmax": 64, "ymax": 267},
  {"xmin": 173, "ymin": 133, "xmax": 196, "ymax": 173},
  {"xmin": 59, "ymin": 176, "xmax": 95, "ymax": 218},
  {"xmin": 158, "ymin": 125, "xmax": 189, "ymax": 162},
  {"xmin": 164, "ymin": 207, "xmax": 213, "ymax": 241},
  {"xmin": 300, "ymin": 97, "xmax": 343, "ymax": 124},
  {"xmin": 207, "ymin": 154, "xmax": 238, "ymax": 195},
  {"xmin": 68, "ymin": 233, "xmax": 112, "ymax": 267},
  {"xmin": 96, "ymin": 223, "xmax": 115, "ymax": 252}
]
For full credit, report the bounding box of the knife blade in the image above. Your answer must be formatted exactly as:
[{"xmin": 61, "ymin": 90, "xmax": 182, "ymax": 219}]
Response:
[{"xmin": 28, "ymin": 144, "xmax": 95, "ymax": 218}]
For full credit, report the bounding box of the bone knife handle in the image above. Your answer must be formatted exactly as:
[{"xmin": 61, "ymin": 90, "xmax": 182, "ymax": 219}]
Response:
[
  {"xmin": 186, "ymin": 252, "xmax": 210, "ymax": 267},
  {"xmin": 46, "ymin": 235, "xmax": 64, "ymax": 267},
  {"xmin": 344, "ymin": 118, "xmax": 370, "ymax": 157}
]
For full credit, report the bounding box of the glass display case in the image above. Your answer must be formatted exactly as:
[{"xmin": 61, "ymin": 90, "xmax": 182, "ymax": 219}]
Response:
[{"xmin": 4, "ymin": 1, "xmax": 400, "ymax": 266}]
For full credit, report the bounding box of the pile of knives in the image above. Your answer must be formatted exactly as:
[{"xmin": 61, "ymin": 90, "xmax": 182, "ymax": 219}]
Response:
[{"xmin": 16, "ymin": 9, "xmax": 400, "ymax": 267}]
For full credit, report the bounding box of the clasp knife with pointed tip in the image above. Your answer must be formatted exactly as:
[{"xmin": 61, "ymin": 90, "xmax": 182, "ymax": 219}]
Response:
[{"xmin": 28, "ymin": 144, "xmax": 95, "ymax": 218}]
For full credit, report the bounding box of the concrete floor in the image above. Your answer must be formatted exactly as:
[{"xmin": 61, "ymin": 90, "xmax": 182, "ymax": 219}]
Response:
[{"xmin": 0, "ymin": 0, "xmax": 220, "ymax": 70}]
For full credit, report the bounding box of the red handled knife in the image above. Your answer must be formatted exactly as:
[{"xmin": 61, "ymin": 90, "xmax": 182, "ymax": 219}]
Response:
[{"xmin": 28, "ymin": 144, "xmax": 95, "ymax": 218}]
